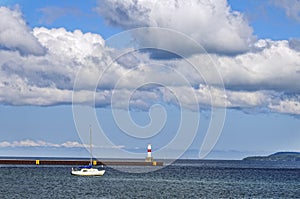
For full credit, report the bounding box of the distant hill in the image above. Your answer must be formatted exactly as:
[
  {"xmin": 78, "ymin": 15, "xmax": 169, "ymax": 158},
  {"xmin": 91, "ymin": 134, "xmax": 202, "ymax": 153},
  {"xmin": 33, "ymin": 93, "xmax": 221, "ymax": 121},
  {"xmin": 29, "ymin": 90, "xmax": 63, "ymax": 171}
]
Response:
[{"xmin": 243, "ymin": 152, "xmax": 300, "ymax": 161}]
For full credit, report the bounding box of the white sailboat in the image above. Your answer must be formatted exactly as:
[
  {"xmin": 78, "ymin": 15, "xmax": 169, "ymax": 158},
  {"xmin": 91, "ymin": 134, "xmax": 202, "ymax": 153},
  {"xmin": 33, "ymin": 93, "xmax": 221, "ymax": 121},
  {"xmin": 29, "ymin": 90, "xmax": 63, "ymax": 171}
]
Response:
[{"xmin": 71, "ymin": 126, "xmax": 105, "ymax": 176}]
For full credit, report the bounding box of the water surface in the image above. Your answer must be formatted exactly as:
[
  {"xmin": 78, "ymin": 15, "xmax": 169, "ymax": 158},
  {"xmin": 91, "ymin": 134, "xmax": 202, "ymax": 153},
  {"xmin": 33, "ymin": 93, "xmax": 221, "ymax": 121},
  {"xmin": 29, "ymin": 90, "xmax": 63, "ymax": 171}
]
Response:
[{"xmin": 1, "ymin": 160, "xmax": 300, "ymax": 198}]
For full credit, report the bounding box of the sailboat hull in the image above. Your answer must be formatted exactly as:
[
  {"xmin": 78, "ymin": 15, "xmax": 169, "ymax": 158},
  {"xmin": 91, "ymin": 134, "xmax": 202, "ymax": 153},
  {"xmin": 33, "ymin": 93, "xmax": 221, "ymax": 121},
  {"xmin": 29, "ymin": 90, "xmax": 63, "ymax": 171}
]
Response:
[{"xmin": 71, "ymin": 168, "xmax": 105, "ymax": 176}]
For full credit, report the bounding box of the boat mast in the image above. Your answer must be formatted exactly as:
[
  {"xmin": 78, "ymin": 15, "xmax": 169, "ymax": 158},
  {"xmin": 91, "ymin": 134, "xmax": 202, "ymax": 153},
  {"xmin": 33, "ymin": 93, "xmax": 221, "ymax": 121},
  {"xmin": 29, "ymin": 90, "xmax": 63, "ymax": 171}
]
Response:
[{"xmin": 90, "ymin": 125, "xmax": 92, "ymax": 165}]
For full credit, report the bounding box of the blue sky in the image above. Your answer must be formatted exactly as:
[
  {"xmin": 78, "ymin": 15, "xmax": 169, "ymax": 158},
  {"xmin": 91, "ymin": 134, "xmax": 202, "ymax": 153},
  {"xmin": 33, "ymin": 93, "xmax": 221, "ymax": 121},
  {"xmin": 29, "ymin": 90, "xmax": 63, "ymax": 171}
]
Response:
[{"xmin": 0, "ymin": 0, "xmax": 300, "ymax": 160}]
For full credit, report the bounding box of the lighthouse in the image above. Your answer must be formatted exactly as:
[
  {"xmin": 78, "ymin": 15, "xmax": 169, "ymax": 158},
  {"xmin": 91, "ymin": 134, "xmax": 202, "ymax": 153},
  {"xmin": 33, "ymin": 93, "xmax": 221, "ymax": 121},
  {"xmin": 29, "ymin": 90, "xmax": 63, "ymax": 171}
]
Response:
[{"xmin": 145, "ymin": 144, "xmax": 153, "ymax": 162}]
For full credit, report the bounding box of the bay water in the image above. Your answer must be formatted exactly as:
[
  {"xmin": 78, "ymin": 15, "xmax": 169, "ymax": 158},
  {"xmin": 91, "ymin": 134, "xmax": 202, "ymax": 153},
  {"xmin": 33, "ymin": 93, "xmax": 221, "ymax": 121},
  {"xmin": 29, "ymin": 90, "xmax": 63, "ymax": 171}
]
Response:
[{"xmin": 1, "ymin": 159, "xmax": 300, "ymax": 198}]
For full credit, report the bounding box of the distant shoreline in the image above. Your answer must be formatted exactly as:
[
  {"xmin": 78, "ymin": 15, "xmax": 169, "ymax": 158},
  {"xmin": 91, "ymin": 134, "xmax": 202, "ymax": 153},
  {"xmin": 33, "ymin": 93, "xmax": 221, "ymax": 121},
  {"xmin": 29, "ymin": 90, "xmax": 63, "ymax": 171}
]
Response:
[{"xmin": 243, "ymin": 152, "xmax": 300, "ymax": 161}]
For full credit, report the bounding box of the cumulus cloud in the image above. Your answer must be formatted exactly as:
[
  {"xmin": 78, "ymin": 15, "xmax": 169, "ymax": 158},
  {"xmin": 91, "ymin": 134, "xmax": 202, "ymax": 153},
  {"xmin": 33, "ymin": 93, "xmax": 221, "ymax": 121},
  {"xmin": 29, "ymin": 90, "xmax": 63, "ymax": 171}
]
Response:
[
  {"xmin": 202, "ymin": 39, "xmax": 300, "ymax": 93},
  {"xmin": 0, "ymin": 6, "xmax": 300, "ymax": 116},
  {"xmin": 0, "ymin": 26, "xmax": 113, "ymax": 106},
  {"xmin": 0, "ymin": 6, "xmax": 45, "ymax": 55},
  {"xmin": 95, "ymin": 0, "xmax": 254, "ymax": 55}
]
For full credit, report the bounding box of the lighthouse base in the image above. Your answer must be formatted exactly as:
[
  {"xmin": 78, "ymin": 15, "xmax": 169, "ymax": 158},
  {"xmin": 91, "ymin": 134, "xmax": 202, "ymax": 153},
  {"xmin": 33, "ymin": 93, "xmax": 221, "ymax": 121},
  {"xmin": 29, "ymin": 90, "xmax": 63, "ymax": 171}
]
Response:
[{"xmin": 145, "ymin": 157, "xmax": 153, "ymax": 162}]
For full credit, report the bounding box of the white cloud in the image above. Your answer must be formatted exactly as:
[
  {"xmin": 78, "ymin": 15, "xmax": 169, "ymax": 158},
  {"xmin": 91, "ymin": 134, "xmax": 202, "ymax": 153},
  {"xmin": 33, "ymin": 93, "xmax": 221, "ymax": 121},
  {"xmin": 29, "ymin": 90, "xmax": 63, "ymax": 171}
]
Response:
[
  {"xmin": 0, "ymin": 139, "xmax": 85, "ymax": 148},
  {"xmin": 269, "ymin": 98, "xmax": 300, "ymax": 115},
  {"xmin": 161, "ymin": 85, "xmax": 273, "ymax": 111},
  {"xmin": 60, "ymin": 141, "xmax": 86, "ymax": 148},
  {"xmin": 209, "ymin": 39, "xmax": 300, "ymax": 93},
  {"xmin": 0, "ymin": 139, "xmax": 125, "ymax": 149},
  {"xmin": 95, "ymin": 0, "xmax": 254, "ymax": 55},
  {"xmin": 0, "ymin": 6, "xmax": 45, "ymax": 55},
  {"xmin": 0, "ymin": 6, "xmax": 300, "ymax": 116},
  {"xmin": 0, "ymin": 25, "xmax": 114, "ymax": 106},
  {"xmin": 0, "ymin": 141, "xmax": 10, "ymax": 147},
  {"xmin": 0, "ymin": 139, "xmax": 61, "ymax": 148},
  {"xmin": 225, "ymin": 90, "xmax": 270, "ymax": 108},
  {"xmin": 33, "ymin": 27, "xmax": 105, "ymax": 62}
]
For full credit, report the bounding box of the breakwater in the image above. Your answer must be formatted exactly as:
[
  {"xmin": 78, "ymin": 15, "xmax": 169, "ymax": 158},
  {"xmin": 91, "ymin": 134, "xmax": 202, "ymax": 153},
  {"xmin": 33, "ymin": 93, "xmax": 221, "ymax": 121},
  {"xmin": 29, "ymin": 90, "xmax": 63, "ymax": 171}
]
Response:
[{"xmin": 0, "ymin": 159, "xmax": 163, "ymax": 166}]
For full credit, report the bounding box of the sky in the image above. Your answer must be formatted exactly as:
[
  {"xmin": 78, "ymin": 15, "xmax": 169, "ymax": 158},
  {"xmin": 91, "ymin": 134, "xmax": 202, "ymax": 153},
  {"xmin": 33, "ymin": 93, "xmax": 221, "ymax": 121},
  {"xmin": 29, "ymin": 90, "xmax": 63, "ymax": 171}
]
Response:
[{"xmin": 0, "ymin": 0, "xmax": 300, "ymax": 160}]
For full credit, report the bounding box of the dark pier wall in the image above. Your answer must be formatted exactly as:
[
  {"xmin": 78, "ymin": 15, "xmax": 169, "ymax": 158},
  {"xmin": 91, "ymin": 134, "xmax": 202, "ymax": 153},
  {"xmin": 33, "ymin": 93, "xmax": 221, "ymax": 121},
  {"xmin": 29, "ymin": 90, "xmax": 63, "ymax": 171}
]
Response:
[{"xmin": 0, "ymin": 159, "xmax": 163, "ymax": 166}]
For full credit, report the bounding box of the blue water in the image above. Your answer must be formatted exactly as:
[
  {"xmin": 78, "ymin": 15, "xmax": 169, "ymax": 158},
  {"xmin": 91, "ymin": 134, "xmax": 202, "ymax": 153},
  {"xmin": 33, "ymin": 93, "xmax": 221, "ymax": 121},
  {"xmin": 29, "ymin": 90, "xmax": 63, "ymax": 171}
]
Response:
[{"xmin": 1, "ymin": 160, "xmax": 300, "ymax": 198}]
